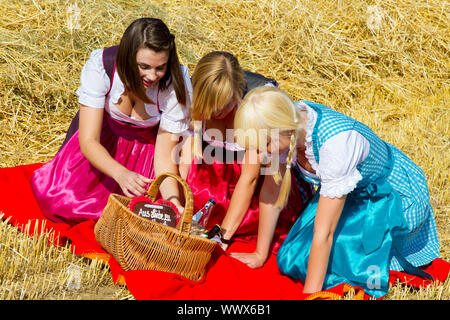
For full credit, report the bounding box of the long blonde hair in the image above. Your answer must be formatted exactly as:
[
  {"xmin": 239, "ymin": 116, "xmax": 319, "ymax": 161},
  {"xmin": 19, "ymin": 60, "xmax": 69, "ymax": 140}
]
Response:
[
  {"xmin": 191, "ymin": 51, "xmax": 246, "ymax": 159},
  {"xmin": 234, "ymin": 86, "xmax": 303, "ymax": 209}
]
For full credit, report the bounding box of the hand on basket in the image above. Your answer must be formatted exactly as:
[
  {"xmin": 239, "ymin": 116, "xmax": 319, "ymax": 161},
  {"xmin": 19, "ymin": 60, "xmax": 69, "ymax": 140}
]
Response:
[
  {"xmin": 229, "ymin": 251, "xmax": 266, "ymax": 269},
  {"xmin": 174, "ymin": 203, "xmax": 184, "ymax": 216},
  {"xmin": 115, "ymin": 168, "xmax": 153, "ymax": 198},
  {"xmin": 164, "ymin": 197, "xmax": 184, "ymax": 217}
]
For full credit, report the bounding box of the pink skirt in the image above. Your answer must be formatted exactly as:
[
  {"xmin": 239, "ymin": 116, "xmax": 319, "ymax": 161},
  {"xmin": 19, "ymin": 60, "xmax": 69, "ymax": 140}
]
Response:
[
  {"xmin": 186, "ymin": 144, "xmax": 315, "ymax": 254},
  {"xmin": 30, "ymin": 112, "xmax": 158, "ymax": 225}
]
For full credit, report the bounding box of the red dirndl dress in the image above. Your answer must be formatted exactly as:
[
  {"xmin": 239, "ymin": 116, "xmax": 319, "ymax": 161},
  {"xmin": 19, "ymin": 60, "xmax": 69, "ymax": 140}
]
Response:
[{"xmin": 186, "ymin": 134, "xmax": 315, "ymax": 254}]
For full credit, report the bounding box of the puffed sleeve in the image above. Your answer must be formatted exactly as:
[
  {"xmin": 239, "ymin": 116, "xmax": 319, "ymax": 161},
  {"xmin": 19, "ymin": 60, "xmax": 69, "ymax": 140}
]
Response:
[
  {"xmin": 158, "ymin": 65, "xmax": 193, "ymax": 135},
  {"xmin": 75, "ymin": 49, "xmax": 110, "ymax": 108},
  {"xmin": 317, "ymin": 130, "xmax": 370, "ymax": 198}
]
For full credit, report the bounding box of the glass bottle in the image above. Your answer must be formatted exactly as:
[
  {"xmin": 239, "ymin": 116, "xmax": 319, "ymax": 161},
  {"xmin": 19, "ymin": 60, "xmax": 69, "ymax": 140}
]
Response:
[{"xmin": 190, "ymin": 199, "xmax": 216, "ymax": 236}]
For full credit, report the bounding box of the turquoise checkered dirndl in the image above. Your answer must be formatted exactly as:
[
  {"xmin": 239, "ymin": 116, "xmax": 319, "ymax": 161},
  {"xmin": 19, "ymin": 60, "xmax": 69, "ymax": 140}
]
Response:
[{"xmin": 277, "ymin": 101, "xmax": 440, "ymax": 298}]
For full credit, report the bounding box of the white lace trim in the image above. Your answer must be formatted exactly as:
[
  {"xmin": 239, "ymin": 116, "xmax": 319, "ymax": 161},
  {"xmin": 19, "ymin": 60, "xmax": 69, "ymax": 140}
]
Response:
[
  {"xmin": 320, "ymin": 168, "xmax": 363, "ymax": 198},
  {"xmin": 295, "ymin": 101, "xmax": 364, "ymax": 197}
]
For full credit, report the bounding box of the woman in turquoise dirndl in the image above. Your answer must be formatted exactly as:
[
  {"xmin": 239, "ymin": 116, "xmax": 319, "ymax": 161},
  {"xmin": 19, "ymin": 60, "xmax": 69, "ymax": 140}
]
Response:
[{"xmin": 230, "ymin": 86, "xmax": 441, "ymax": 298}]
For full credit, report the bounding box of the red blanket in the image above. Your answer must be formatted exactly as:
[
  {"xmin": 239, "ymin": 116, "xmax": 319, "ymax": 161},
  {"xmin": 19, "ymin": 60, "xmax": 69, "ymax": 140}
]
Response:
[{"xmin": 1, "ymin": 163, "xmax": 448, "ymax": 300}]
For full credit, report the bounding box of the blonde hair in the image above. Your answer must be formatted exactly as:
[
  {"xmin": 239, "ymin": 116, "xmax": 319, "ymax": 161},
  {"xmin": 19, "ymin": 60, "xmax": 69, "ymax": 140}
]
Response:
[
  {"xmin": 191, "ymin": 51, "xmax": 246, "ymax": 159},
  {"xmin": 234, "ymin": 86, "xmax": 303, "ymax": 209}
]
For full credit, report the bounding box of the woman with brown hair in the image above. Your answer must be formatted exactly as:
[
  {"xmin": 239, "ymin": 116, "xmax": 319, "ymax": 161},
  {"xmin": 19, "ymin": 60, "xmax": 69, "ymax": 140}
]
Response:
[
  {"xmin": 31, "ymin": 17, "xmax": 192, "ymax": 224},
  {"xmin": 179, "ymin": 51, "xmax": 314, "ymax": 253}
]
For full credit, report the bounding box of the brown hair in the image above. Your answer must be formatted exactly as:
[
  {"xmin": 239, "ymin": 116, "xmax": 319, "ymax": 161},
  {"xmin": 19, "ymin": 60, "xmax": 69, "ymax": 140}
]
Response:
[
  {"xmin": 116, "ymin": 17, "xmax": 187, "ymax": 105},
  {"xmin": 191, "ymin": 51, "xmax": 246, "ymax": 158}
]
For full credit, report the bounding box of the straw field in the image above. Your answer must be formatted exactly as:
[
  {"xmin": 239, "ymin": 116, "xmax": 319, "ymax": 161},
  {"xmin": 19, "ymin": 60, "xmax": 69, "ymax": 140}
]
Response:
[{"xmin": 0, "ymin": 0, "xmax": 448, "ymax": 300}]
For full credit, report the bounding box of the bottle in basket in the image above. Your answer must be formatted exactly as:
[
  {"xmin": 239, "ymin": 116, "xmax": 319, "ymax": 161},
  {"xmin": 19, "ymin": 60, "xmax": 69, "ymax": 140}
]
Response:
[
  {"xmin": 190, "ymin": 199, "xmax": 216, "ymax": 236},
  {"xmin": 194, "ymin": 199, "xmax": 216, "ymax": 227}
]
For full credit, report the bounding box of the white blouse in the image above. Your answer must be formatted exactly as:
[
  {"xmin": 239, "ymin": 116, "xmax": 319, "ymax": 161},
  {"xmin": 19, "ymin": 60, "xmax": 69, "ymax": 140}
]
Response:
[
  {"xmin": 295, "ymin": 101, "xmax": 370, "ymax": 198},
  {"xmin": 75, "ymin": 49, "xmax": 193, "ymax": 134}
]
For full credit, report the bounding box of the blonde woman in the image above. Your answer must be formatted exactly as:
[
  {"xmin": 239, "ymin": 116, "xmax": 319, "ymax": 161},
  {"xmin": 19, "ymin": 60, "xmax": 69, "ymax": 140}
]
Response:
[
  {"xmin": 231, "ymin": 86, "xmax": 441, "ymax": 298},
  {"xmin": 179, "ymin": 51, "xmax": 314, "ymax": 252}
]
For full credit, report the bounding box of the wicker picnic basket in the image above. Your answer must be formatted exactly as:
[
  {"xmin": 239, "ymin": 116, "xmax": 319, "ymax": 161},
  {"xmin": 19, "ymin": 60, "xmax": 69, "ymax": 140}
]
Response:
[{"xmin": 94, "ymin": 172, "xmax": 217, "ymax": 281}]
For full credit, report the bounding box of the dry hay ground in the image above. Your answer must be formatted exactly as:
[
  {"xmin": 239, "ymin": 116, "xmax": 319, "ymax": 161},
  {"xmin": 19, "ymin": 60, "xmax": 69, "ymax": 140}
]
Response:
[{"xmin": 0, "ymin": 0, "xmax": 448, "ymax": 300}]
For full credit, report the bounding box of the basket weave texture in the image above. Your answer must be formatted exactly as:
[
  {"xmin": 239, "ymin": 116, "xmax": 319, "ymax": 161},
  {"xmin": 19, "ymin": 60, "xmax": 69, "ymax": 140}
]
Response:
[{"xmin": 94, "ymin": 173, "xmax": 217, "ymax": 281}]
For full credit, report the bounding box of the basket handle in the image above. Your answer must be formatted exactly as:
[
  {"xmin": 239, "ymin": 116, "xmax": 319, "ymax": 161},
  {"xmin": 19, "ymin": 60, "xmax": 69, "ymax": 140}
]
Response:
[{"xmin": 147, "ymin": 172, "xmax": 194, "ymax": 235}]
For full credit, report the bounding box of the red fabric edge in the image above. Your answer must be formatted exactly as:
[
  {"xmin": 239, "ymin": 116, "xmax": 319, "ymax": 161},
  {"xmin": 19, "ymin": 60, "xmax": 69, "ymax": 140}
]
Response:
[{"xmin": 1, "ymin": 163, "xmax": 449, "ymax": 300}]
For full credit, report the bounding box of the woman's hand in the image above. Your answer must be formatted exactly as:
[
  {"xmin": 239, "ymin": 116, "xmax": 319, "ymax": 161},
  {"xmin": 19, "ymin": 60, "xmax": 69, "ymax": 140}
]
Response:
[
  {"xmin": 172, "ymin": 201, "xmax": 184, "ymax": 217},
  {"xmin": 114, "ymin": 167, "xmax": 153, "ymax": 198},
  {"xmin": 227, "ymin": 174, "xmax": 283, "ymax": 270},
  {"xmin": 229, "ymin": 251, "xmax": 266, "ymax": 269},
  {"xmin": 80, "ymin": 105, "xmax": 150, "ymax": 195}
]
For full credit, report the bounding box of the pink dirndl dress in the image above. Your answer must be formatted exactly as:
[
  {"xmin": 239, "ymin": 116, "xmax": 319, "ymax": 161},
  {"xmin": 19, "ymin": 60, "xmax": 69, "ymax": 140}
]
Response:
[
  {"xmin": 30, "ymin": 48, "xmax": 193, "ymax": 225},
  {"xmin": 186, "ymin": 125, "xmax": 315, "ymax": 254},
  {"xmin": 30, "ymin": 112, "xmax": 159, "ymax": 225}
]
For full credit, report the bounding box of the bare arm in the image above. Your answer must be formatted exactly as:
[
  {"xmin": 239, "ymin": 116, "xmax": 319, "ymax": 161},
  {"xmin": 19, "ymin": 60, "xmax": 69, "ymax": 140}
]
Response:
[
  {"xmin": 154, "ymin": 127, "xmax": 184, "ymax": 213},
  {"xmin": 230, "ymin": 172, "xmax": 282, "ymax": 267},
  {"xmin": 220, "ymin": 149, "xmax": 261, "ymax": 248},
  {"xmin": 178, "ymin": 134, "xmax": 193, "ymax": 180},
  {"xmin": 78, "ymin": 104, "xmax": 151, "ymax": 197},
  {"xmin": 303, "ymin": 195, "xmax": 346, "ymax": 293}
]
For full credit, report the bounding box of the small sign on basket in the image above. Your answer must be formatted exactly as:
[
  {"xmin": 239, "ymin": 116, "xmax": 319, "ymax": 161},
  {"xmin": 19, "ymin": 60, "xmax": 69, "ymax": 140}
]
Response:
[
  {"xmin": 95, "ymin": 172, "xmax": 218, "ymax": 281},
  {"xmin": 129, "ymin": 197, "xmax": 179, "ymax": 228}
]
